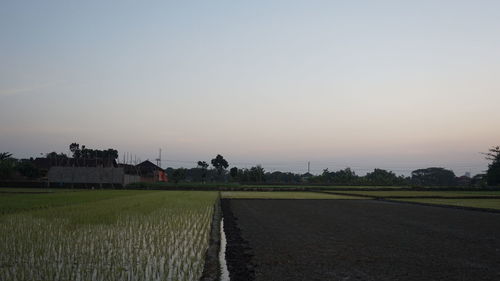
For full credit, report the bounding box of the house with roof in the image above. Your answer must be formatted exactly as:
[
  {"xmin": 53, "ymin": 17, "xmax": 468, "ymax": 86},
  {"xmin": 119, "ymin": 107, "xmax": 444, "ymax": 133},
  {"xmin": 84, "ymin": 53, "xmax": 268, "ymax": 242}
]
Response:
[{"xmin": 135, "ymin": 160, "xmax": 168, "ymax": 182}]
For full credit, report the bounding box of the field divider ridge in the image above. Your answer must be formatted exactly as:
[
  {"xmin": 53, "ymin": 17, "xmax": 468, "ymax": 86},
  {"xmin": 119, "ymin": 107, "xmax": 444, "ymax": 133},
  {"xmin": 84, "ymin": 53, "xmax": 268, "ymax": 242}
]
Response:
[
  {"xmin": 314, "ymin": 190, "xmax": 500, "ymax": 200},
  {"xmin": 200, "ymin": 193, "xmax": 222, "ymax": 281},
  {"xmin": 311, "ymin": 190, "xmax": 376, "ymax": 199}
]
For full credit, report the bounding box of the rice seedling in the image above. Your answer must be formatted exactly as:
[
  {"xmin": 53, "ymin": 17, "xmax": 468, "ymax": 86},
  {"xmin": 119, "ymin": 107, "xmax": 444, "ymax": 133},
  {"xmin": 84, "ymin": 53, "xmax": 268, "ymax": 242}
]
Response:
[{"xmin": 0, "ymin": 191, "xmax": 217, "ymax": 281}]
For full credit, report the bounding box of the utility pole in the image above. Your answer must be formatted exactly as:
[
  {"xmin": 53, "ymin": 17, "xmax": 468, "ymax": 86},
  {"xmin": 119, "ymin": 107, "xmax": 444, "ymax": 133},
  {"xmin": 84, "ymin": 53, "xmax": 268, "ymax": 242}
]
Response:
[
  {"xmin": 155, "ymin": 148, "xmax": 162, "ymax": 182},
  {"xmin": 156, "ymin": 148, "xmax": 162, "ymax": 169},
  {"xmin": 308, "ymin": 161, "xmax": 310, "ymax": 174}
]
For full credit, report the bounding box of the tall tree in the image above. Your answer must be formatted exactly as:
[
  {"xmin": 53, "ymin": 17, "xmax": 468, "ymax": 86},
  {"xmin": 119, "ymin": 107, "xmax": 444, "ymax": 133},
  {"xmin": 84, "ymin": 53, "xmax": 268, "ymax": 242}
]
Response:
[
  {"xmin": 0, "ymin": 152, "xmax": 16, "ymax": 179},
  {"xmin": 171, "ymin": 168, "xmax": 187, "ymax": 184},
  {"xmin": 17, "ymin": 161, "xmax": 40, "ymax": 179},
  {"xmin": 249, "ymin": 165, "xmax": 265, "ymax": 182},
  {"xmin": 197, "ymin": 161, "xmax": 209, "ymax": 182},
  {"xmin": 211, "ymin": 154, "xmax": 228, "ymax": 175},
  {"xmin": 411, "ymin": 167, "xmax": 456, "ymax": 186},
  {"xmin": 229, "ymin": 167, "xmax": 238, "ymax": 180},
  {"xmin": 69, "ymin": 143, "xmax": 80, "ymax": 158},
  {"xmin": 485, "ymin": 146, "xmax": 500, "ymax": 186},
  {"xmin": 0, "ymin": 152, "xmax": 13, "ymax": 161},
  {"xmin": 197, "ymin": 161, "xmax": 209, "ymax": 169},
  {"xmin": 365, "ymin": 169, "xmax": 400, "ymax": 185},
  {"xmin": 320, "ymin": 167, "xmax": 358, "ymax": 185}
]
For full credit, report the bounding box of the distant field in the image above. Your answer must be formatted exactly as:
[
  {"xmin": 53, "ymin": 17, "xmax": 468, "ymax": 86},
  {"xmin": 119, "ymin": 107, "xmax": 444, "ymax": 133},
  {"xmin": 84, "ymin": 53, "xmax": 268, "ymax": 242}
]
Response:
[
  {"xmin": 393, "ymin": 198, "xmax": 500, "ymax": 210},
  {"xmin": 0, "ymin": 187, "xmax": 78, "ymax": 193},
  {"xmin": 232, "ymin": 185, "xmax": 406, "ymax": 190},
  {"xmin": 329, "ymin": 190, "xmax": 500, "ymax": 198},
  {"xmin": 221, "ymin": 191, "xmax": 362, "ymax": 199},
  {"xmin": 0, "ymin": 190, "xmax": 148, "ymax": 215}
]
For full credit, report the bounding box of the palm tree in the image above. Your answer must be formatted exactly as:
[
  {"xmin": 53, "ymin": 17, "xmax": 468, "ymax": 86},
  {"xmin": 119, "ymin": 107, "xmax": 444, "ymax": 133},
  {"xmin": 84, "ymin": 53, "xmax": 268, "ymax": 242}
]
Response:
[{"xmin": 0, "ymin": 152, "xmax": 13, "ymax": 161}]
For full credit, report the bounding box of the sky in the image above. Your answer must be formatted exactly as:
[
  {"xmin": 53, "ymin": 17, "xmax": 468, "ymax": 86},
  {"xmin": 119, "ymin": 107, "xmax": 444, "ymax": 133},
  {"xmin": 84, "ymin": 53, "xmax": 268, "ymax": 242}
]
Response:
[{"xmin": 1, "ymin": 0, "xmax": 499, "ymax": 176}]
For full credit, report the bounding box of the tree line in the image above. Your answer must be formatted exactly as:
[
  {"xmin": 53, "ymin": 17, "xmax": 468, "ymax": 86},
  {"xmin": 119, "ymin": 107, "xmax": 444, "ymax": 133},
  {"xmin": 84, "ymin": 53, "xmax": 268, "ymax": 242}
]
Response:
[
  {"xmin": 1, "ymin": 145, "xmax": 500, "ymax": 187},
  {"xmin": 0, "ymin": 143, "xmax": 119, "ymax": 180},
  {"xmin": 165, "ymin": 149, "xmax": 499, "ymax": 187},
  {"xmin": 165, "ymin": 163, "xmax": 485, "ymax": 187},
  {"xmin": 0, "ymin": 152, "xmax": 41, "ymax": 179}
]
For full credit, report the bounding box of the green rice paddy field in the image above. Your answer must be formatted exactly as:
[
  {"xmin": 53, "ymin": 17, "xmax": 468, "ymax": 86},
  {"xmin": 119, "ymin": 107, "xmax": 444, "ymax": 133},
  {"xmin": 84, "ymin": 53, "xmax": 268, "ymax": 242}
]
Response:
[{"xmin": 0, "ymin": 189, "xmax": 218, "ymax": 281}]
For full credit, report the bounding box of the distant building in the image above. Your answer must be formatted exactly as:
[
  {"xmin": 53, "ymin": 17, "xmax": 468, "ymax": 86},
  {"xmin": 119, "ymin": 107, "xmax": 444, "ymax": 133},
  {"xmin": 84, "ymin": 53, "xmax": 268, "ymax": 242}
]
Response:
[
  {"xmin": 48, "ymin": 166, "xmax": 140, "ymax": 187},
  {"xmin": 135, "ymin": 160, "xmax": 168, "ymax": 182},
  {"xmin": 43, "ymin": 158, "xmax": 166, "ymax": 187},
  {"xmin": 45, "ymin": 157, "xmax": 140, "ymax": 187},
  {"xmin": 456, "ymin": 175, "xmax": 472, "ymax": 186},
  {"xmin": 118, "ymin": 163, "xmax": 139, "ymax": 175}
]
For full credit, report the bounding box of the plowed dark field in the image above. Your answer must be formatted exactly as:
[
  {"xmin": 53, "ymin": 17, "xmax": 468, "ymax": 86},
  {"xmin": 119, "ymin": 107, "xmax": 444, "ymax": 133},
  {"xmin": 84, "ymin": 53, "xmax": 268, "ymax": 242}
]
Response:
[{"xmin": 222, "ymin": 199, "xmax": 500, "ymax": 281}]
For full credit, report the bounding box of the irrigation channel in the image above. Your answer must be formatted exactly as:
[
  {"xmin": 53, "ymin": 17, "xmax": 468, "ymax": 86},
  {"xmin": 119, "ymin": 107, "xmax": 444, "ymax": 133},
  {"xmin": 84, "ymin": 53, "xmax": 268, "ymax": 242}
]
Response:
[{"xmin": 219, "ymin": 218, "xmax": 230, "ymax": 281}]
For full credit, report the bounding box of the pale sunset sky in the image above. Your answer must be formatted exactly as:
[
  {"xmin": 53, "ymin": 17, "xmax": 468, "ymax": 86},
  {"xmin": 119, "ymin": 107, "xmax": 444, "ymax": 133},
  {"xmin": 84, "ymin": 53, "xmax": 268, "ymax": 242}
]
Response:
[{"xmin": 1, "ymin": 1, "xmax": 499, "ymax": 175}]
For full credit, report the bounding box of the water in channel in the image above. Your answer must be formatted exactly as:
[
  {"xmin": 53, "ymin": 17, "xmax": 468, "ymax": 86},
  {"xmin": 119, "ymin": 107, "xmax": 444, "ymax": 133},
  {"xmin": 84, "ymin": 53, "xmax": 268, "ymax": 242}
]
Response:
[{"xmin": 220, "ymin": 218, "xmax": 230, "ymax": 281}]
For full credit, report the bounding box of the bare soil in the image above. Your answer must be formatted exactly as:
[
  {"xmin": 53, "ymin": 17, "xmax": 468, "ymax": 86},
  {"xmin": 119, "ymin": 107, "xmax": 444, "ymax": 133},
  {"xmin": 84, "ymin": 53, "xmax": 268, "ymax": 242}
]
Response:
[{"xmin": 222, "ymin": 199, "xmax": 500, "ymax": 281}]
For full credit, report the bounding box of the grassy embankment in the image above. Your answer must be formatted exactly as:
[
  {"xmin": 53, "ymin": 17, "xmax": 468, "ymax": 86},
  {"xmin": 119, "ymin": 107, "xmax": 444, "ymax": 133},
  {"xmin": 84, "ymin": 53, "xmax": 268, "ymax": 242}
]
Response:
[
  {"xmin": 0, "ymin": 190, "xmax": 218, "ymax": 281},
  {"xmin": 222, "ymin": 191, "xmax": 363, "ymax": 199},
  {"xmin": 329, "ymin": 190, "xmax": 500, "ymax": 197}
]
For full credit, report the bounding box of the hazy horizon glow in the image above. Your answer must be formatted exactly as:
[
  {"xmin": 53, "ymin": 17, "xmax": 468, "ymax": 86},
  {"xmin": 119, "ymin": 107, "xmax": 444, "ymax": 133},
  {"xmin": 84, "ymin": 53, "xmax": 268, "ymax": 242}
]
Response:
[{"xmin": 1, "ymin": 1, "xmax": 499, "ymax": 176}]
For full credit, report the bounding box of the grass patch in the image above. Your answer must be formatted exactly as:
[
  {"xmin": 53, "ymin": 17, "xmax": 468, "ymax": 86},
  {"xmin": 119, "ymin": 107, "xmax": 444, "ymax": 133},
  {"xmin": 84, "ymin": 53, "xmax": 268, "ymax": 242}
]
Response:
[
  {"xmin": 393, "ymin": 198, "xmax": 500, "ymax": 210},
  {"xmin": 221, "ymin": 191, "xmax": 363, "ymax": 199}
]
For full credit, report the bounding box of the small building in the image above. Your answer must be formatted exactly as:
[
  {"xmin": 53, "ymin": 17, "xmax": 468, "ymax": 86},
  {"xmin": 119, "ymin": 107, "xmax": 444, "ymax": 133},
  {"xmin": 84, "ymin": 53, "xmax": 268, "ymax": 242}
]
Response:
[
  {"xmin": 46, "ymin": 159, "xmax": 140, "ymax": 187},
  {"xmin": 47, "ymin": 166, "xmax": 140, "ymax": 187},
  {"xmin": 118, "ymin": 163, "xmax": 139, "ymax": 175},
  {"xmin": 46, "ymin": 158, "xmax": 166, "ymax": 187},
  {"xmin": 136, "ymin": 160, "xmax": 168, "ymax": 182}
]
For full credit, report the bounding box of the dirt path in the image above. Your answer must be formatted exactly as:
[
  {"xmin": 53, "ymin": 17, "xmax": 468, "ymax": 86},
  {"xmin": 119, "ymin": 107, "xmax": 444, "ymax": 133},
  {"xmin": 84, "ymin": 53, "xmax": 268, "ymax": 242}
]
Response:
[{"xmin": 222, "ymin": 199, "xmax": 500, "ymax": 281}]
